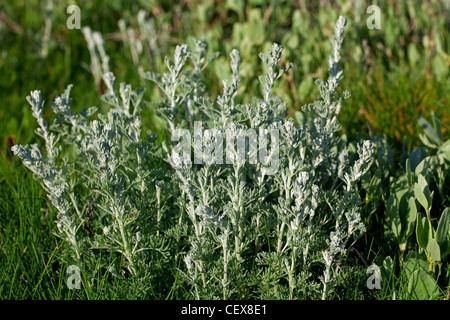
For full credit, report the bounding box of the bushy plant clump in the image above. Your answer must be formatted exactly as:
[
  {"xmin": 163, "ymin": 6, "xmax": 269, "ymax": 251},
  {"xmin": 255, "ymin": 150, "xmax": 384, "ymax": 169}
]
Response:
[{"xmin": 12, "ymin": 16, "xmax": 376, "ymax": 299}]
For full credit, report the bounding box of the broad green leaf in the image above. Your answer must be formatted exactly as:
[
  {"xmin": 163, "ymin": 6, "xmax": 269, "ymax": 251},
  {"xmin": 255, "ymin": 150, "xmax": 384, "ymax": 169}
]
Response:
[
  {"xmin": 405, "ymin": 158, "xmax": 413, "ymax": 188},
  {"xmin": 401, "ymin": 196, "xmax": 417, "ymax": 239},
  {"xmin": 419, "ymin": 133, "xmax": 439, "ymax": 150},
  {"xmin": 408, "ymin": 269, "xmax": 440, "ymax": 300},
  {"xmin": 389, "ymin": 174, "xmax": 408, "ymax": 195},
  {"xmin": 436, "ymin": 208, "xmax": 450, "ymax": 245},
  {"xmin": 431, "ymin": 111, "xmax": 443, "ymax": 143},
  {"xmin": 444, "ymin": 149, "xmax": 450, "ymax": 163},
  {"xmin": 398, "ymin": 191, "xmax": 415, "ymax": 240},
  {"xmin": 414, "ymin": 156, "xmax": 432, "ymax": 181},
  {"xmin": 414, "ymin": 174, "xmax": 433, "ymax": 212},
  {"xmin": 387, "ymin": 195, "xmax": 401, "ymax": 239},
  {"xmin": 383, "ymin": 256, "xmax": 393, "ymax": 272},
  {"xmin": 437, "ymin": 140, "xmax": 450, "ymax": 164},
  {"xmin": 404, "ymin": 253, "xmax": 428, "ymax": 279},
  {"xmin": 426, "ymin": 239, "xmax": 441, "ymax": 262},
  {"xmin": 416, "ymin": 215, "xmax": 429, "ymax": 251},
  {"xmin": 414, "ymin": 181, "xmax": 428, "ymax": 211},
  {"xmin": 409, "ymin": 148, "xmax": 426, "ymax": 172},
  {"xmin": 425, "ymin": 189, "xmax": 434, "ymax": 212},
  {"xmin": 381, "ymin": 256, "xmax": 394, "ymax": 280},
  {"xmin": 418, "ymin": 115, "xmax": 442, "ymax": 147},
  {"xmin": 438, "ymin": 139, "xmax": 450, "ymax": 154},
  {"xmin": 436, "ymin": 208, "xmax": 450, "ymax": 259},
  {"xmin": 408, "ymin": 197, "xmax": 417, "ymax": 223},
  {"xmin": 417, "ymin": 174, "xmax": 427, "ymax": 192},
  {"xmin": 395, "ymin": 185, "xmax": 409, "ymax": 202}
]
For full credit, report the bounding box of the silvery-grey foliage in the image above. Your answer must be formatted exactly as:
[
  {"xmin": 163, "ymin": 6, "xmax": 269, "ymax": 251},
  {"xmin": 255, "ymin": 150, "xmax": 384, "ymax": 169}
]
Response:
[{"xmin": 12, "ymin": 16, "xmax": 374, "ymax": 299}]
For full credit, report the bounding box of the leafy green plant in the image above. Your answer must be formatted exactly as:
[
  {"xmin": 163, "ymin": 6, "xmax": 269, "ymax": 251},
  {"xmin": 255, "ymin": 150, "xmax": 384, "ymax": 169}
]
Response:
[
  {"xmin": 362, "ymin": 112, "xmax": 450, "ymax": 299},
  {"xmin": 367, "ymin": 111, "xmax": 449, "ymax": 261},
  {"xmin": 340, "ymin": 103, "xmax": 450, "ymax": 300}
]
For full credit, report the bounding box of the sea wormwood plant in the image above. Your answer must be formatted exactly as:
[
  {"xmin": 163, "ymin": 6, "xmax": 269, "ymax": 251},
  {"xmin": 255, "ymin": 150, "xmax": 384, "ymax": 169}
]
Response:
[
  {"xmin": 12, "ymin": 16, "xmax": 374, "ymax": 299},
  {"xmin": 143, "ymin": 15, "xmax": 373, "ymax": 299}
]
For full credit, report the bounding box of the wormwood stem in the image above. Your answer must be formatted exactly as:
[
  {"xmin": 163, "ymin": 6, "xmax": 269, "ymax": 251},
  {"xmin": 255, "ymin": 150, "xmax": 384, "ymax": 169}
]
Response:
[
  {"xmin": 288, "ymin": 247, "xmax": 297, "ymax": 300},
  {"xmin": 119, "ymin": 224, "xmax": 136, "ymax": 274},
  {"xmin": 232, "ymin": 164, "xmax": 243, "ymax": 260},
  {"xmin": 277, "ymin": 221, "xmax": 286, "ymax": 255},
  {"xmin": 222, "ymin": 233, "xmax": 229, "ymax": 300},
  {"xmin": 322, "ymin": 264, "xmax": 331, "ymax": 300},
  {"xmin": 113, "ymin": 204, "xmax": 136, "ymax": 276},
  {"xmin": 72, "ymin": 238, "xmax": 81, "ymax": 262},
  {"xmin": 69, "ymin": 192, "xmax": 82, "ymax": 220},
  {"xmin": 156, "ymin": 184, "xmax": 161, "ymax": 236}
]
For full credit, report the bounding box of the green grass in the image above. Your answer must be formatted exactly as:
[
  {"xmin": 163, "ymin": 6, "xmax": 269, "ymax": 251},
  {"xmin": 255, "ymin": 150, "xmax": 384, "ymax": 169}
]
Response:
[{"xmin": 0, "ymin": 158, "xmax": 56, "ymax": 299}]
